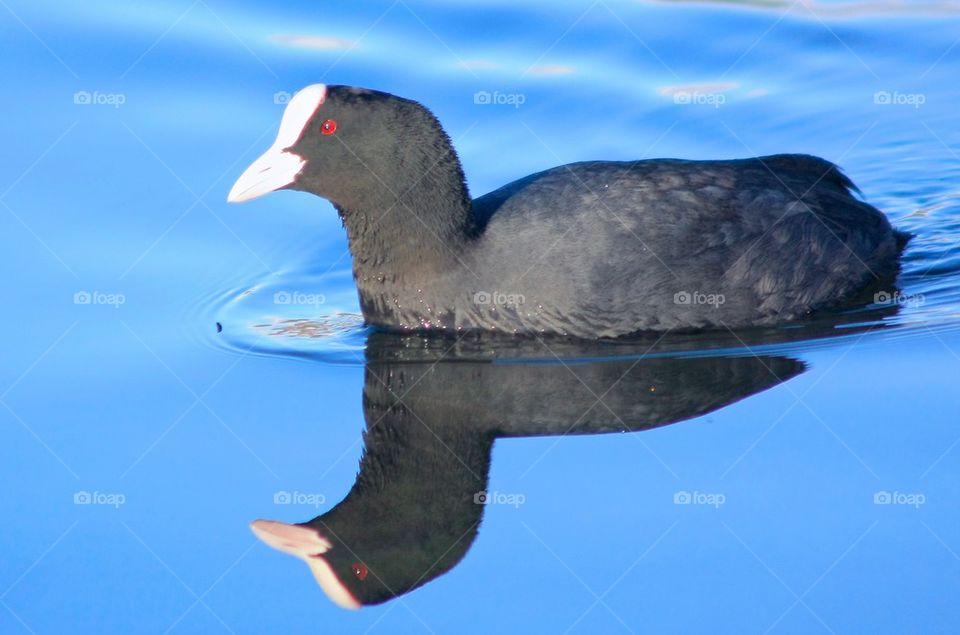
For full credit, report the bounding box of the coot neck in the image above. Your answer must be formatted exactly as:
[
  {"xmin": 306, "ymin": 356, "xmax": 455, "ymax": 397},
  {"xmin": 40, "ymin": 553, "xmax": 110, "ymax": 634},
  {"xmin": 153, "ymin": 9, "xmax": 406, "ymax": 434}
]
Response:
[
  {"xmin": 317, "ymin": 366, "xmax": 492, "ymax": 541},
  {"xmin": 334, "ymin": 155, "xmax": 475, "ymax": 319}
]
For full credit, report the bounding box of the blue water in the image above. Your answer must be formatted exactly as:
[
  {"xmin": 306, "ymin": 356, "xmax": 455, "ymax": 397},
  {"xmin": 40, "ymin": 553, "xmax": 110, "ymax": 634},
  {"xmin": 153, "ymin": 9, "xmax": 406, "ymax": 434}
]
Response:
[{"xmin": 2, "ymin": 0, "xmax": 960, "ymax": 633}]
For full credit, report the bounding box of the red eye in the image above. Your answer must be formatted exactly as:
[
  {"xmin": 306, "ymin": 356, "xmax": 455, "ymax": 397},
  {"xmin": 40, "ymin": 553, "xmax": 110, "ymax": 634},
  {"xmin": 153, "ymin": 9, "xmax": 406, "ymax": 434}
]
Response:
[
  {"xmin": 352, "ymin": 562, "xmax": 368, "ymax": 580},
  {"xmin": 321, "ymin": 119, "xmax": 337, "ymax": 135}
]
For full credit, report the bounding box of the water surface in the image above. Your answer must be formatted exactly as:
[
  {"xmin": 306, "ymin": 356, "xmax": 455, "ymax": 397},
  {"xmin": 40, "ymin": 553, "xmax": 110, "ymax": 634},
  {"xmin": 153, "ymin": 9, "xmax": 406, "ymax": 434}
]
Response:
[{"xmin": 2, "ymin": 1, "xmax": 959, "ymax": 633}]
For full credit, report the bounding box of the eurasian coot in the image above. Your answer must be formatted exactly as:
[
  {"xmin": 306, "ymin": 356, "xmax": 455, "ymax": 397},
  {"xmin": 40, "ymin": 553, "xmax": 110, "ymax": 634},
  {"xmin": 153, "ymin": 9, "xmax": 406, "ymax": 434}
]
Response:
[{"xmin": 228, "ymin": 84, "xmax": 906, "ymax": 338}]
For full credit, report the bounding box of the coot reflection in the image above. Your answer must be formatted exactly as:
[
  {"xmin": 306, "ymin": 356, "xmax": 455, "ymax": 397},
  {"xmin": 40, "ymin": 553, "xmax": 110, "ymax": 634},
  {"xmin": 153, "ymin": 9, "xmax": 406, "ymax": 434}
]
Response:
[{"xmin": 250, "ymin": 333, "xmax": 807, "ymax": 608}]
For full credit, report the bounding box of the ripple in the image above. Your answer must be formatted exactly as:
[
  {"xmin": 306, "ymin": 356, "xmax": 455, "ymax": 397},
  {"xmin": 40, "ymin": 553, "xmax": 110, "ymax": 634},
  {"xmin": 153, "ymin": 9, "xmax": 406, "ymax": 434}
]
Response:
[{"xmin": 201, "ymin": 250, "xmax": 960, "ymax": 367}]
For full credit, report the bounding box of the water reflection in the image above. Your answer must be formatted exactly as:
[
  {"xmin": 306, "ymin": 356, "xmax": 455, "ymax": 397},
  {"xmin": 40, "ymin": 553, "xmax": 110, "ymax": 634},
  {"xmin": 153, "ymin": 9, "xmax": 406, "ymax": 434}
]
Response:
[{"xmin": 251, "ymin": 331, "xmax": 816, "ymax": 608}]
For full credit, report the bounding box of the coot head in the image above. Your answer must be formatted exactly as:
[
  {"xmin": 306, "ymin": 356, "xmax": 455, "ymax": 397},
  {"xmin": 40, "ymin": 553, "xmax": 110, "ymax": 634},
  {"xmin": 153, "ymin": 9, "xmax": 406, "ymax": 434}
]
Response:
[{"xmin": 228, "ymin": 84, "xmax": 465, "ymax": 215}]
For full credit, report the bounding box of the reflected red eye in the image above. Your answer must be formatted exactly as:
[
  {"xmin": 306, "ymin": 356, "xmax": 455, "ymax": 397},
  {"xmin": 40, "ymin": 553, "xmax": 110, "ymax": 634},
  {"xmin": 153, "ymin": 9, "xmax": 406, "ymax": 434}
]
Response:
[
  {"xmin": 321, "ymin": 119, "xmax": 337, "ymax": 135},
  {"xmin": 352, "ymin": 562, "xmax": 368, "ymax": 580}
]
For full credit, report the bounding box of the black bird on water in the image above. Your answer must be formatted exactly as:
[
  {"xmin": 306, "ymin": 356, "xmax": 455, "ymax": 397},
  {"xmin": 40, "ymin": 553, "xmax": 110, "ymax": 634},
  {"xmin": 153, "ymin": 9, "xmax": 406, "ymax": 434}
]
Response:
[{"xmin": 229, "ymin": 84, "xmax": 907, "ymax": 337}]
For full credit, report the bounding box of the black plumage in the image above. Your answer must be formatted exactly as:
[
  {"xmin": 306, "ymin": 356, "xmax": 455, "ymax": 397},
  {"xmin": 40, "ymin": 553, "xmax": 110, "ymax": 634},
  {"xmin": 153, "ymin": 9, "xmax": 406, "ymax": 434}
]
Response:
[{"xmin": 235, "ymin": 85, "xmax": 908, "ymax": 337}]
